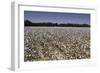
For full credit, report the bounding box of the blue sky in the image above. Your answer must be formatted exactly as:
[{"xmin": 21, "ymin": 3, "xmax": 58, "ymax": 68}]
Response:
[{"xmin": 24, "ymin": 11, "xmax": 90, "ymax": 24}]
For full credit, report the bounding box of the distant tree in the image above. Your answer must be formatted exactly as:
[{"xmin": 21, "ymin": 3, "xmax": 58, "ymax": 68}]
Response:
[
  {"xmin": 24, "ymin": 20, "xmax": 33, "ymax": 26},
  {"xmin": 24, "ymin": 20, "xmax": 90, "ymax": 27}
]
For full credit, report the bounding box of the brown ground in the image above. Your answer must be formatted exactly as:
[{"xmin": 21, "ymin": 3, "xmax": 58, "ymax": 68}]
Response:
[{"xmin": 24, "ymin": 27, "xmax": 90, "ymax": 62}]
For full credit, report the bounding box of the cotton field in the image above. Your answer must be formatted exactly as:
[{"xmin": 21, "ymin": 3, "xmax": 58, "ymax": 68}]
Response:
[{"xmin": 24, "ymin": 27, "xmax": 90, "ymax": 62}]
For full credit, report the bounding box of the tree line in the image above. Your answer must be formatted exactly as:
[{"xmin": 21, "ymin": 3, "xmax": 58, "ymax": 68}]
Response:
[{"xmin": 24, "ymin": 20, "xmax": 90, "ymax": 27}]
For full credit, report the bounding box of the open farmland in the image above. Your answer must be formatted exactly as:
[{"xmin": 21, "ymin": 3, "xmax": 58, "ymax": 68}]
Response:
[{"xmin": 24, "ymin": 27, "xmax": 90, "ymax": 62}]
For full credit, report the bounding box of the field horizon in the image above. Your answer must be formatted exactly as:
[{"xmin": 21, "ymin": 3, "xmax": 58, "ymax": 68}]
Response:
[{"xmin": 24, "ymin": 20, "xmax": 90, "ymax": 27}]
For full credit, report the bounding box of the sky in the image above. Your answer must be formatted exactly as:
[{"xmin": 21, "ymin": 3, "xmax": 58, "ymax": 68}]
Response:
[{"xmin": 24, "ymin": 11, "xmax": 90, "ymax": 24}]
